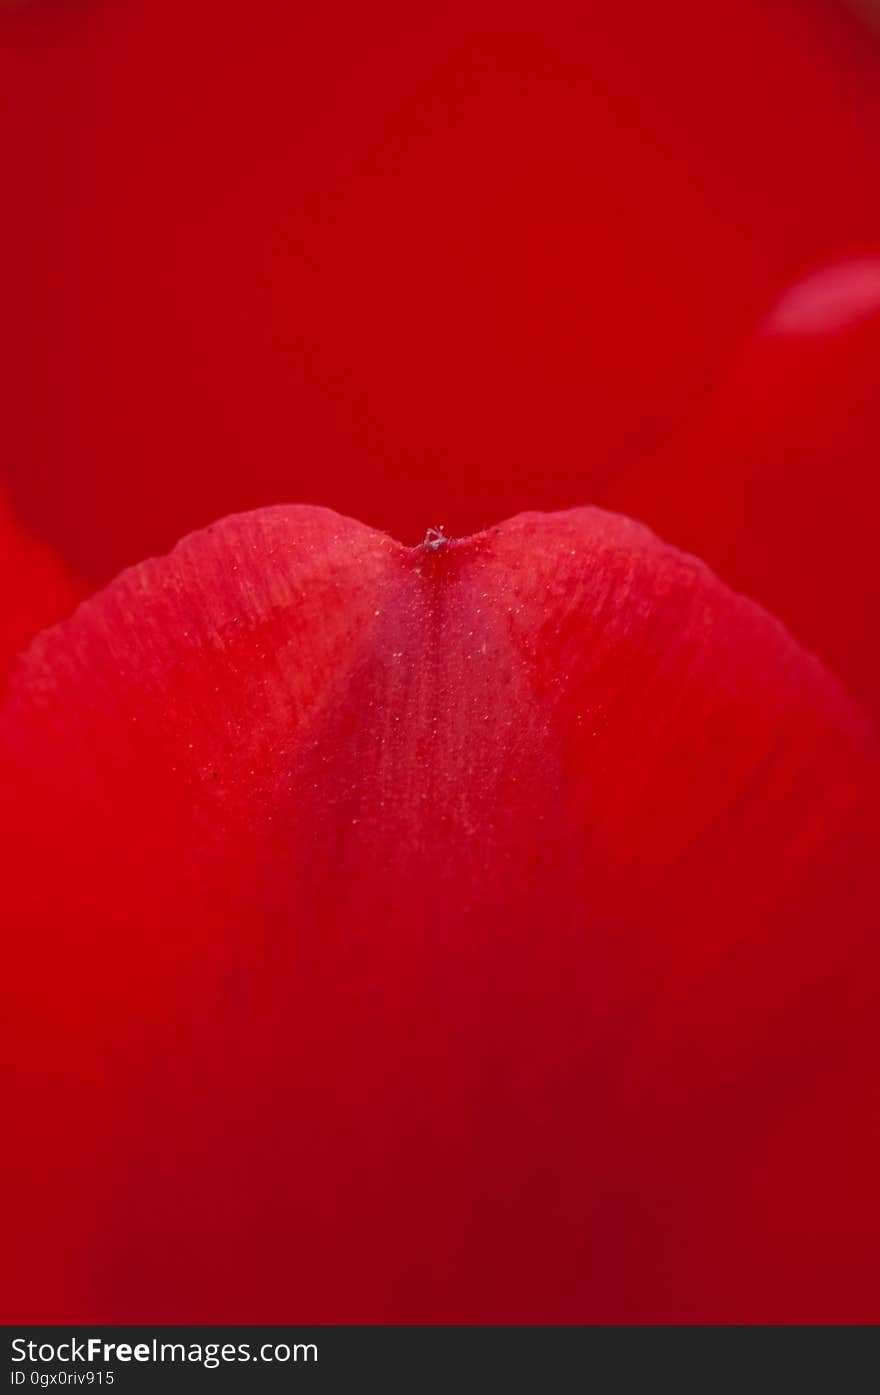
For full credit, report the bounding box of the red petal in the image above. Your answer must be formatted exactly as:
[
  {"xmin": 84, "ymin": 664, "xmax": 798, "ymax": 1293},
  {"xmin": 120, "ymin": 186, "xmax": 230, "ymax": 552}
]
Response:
[
  {"xmin": 3, "ymin": 1, "xmax": 880, "ymax": 579},
  {"xmin": 3, "ymin": 505, "xmax": 877, "ymax": 1320},
  {"xmin": 614, "ymin": 256, "xmax": 880, "ymax": 717}
]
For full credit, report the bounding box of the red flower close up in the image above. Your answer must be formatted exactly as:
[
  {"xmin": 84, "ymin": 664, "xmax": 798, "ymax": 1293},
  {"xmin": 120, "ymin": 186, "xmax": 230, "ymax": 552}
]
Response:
[{"xmin": 2, "ymin": 0, "xmax": 880, "ymax": 1328}]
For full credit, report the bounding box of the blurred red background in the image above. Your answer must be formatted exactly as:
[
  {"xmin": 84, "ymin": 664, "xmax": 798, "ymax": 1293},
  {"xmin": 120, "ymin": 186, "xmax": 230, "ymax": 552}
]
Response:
[{"xmin": 2, "ymin": 0, "xmax": 879, "ymax": 584}]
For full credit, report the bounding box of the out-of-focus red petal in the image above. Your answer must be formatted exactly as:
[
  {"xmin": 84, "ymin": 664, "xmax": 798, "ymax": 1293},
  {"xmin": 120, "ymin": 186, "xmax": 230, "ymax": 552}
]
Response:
[
  {"xmin": 614, "ymin": 256, "xmax": 880, "ymax": 717},
  {"xmin": 3, "ymin": 505, "xmax": 877, "ymax": 1321},
  {"xmin": 2, "ymin": 1, "xmax": 880, "ymax": 580},
  {"xmin": 0, "ymin": 485, "xmax": 83, "ymax": 681}
]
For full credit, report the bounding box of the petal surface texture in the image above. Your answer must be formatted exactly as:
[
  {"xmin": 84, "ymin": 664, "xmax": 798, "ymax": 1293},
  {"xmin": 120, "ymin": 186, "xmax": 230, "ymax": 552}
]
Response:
[
  {"xmin": 3, "ymin": 505, "xmax": 878, "ymax": 1321},
  {"xmin": 614, "ymin": 256, "xmax": 880, "ymax": 717},
  {"xmin": 2, "ymin": 0, "xmax": 880, "ymax": 579}
]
